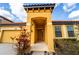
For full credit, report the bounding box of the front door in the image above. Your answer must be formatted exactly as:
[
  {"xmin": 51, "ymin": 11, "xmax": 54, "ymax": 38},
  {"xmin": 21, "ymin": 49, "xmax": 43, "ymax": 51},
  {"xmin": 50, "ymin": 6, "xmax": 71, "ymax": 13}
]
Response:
[
  {"xmin": 35, "ymin": 25, "xmax": 45, "ymax": 43},
  {"xmin": 37, "ymin": 29, "xmax": 44, "ymax": 42}
]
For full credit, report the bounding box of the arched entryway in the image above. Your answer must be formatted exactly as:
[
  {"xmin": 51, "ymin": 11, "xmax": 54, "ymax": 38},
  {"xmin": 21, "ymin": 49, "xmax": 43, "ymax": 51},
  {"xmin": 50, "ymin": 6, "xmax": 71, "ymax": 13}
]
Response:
[
  {"xmin": 31, "ymin": 17, "xmax": 47, "ymax": 43},
  {"xmin": 24, "ymin": 4, "xmax": 55, "ymax": 52}
]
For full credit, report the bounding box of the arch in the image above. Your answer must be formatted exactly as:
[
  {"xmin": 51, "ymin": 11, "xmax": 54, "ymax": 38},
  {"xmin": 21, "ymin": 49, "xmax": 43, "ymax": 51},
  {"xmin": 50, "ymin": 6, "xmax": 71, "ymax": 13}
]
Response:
[{"xmin": 31, "ymin": 17, "xmax": 47, "ymax": 20}]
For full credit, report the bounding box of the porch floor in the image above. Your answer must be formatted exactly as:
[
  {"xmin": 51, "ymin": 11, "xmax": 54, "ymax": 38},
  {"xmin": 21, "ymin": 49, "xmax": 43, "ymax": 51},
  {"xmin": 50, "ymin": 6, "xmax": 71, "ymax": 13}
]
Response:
[{"xmin": 31, "ymin": 42, "xmax": 48, "ymax": 52}]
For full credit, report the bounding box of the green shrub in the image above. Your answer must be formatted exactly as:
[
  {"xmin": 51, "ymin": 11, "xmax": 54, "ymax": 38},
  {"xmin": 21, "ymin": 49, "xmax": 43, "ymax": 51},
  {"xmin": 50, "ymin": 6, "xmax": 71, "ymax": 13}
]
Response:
[{"xmin": 55, "ymin": 39, "xmax": 79, "ymax": 55}]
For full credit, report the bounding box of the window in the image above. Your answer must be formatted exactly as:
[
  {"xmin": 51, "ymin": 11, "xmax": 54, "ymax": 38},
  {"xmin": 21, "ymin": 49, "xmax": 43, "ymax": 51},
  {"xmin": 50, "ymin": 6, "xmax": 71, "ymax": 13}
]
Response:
[
  {"xmin": 67, "ymin": 26, "xmax": 75, "ymax": 37},
  {"xmin": 55, "ymin": 26, "xmax": 62, "ymax": 37}
]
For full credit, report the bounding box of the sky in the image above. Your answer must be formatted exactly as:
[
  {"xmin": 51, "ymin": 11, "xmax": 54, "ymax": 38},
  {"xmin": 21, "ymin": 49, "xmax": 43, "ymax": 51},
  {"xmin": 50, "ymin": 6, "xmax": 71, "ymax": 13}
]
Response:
[
  {"xmin": 53, "ymin": 3, "xmax": 79, "ymax": 21},
  {"xmin": 0, "ymin": 3, "xmax": 26, "ymax": 22},
  {"xmin": 0, "ymin": 3, "xmax": 79, "ymax": 22}
]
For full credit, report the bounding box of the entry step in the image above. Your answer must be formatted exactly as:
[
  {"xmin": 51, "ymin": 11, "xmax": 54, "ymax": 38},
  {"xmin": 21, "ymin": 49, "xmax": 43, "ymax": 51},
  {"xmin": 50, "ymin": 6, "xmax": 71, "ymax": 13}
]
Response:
[
  {"xmin": 32, "ymin": 51, "xmax": 45, "ymax": 55},
  {"xmin": 30, "ymin": 51, "xmax": 56, "ymax": 55},
  {"xmin": 31, "ymin": 42, "xmax": 48, "ymax": 51}
]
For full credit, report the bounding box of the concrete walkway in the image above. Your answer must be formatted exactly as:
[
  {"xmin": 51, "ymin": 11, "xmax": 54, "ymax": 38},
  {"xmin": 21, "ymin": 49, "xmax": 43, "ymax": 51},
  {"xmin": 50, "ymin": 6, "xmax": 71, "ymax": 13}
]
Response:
[
  {"xmin": 31, "ymin": 42, "xmax": 48, "ymax": 55},
  {"xmin": 0, "ymin": 43, "xmax": 17, "ymax": 55},
  {"xmin": 0, "ymin": 42, "xmax": 48, "ymax": 55},
  {"xmin": 31, "ymin": 42, "xmax": 48, "ymax": 51}
]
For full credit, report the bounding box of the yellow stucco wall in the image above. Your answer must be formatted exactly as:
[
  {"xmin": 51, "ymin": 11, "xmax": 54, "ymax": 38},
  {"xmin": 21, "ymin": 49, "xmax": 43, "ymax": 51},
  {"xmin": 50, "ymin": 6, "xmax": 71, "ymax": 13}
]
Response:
[
  {"xmin": 0, "ymin": 22, "xmax": 78, "ymax": 53},
  {"xmin": 26, "ymin": 9, "xmax": 52, "ymax": 44},
  {"xmin": 0, "ymin": 31, "xmax": 1, "ymax": 40},
  {"xmin": 0, "ymin": 26, "xmax": 21, "ymax": 30},
  {"xmin": 0, "ymin": 25, "xmax": 22, "ymax": 43},
  {"xmin": 0, "ymin": 6, "xmax": 78, "ymax": 53},
  {"xmin": 30, "ymin": 21, "xmax": 35, "ymax": 44},
  {"xmin": 0, "ymin": 30, "xmax": 21, "ymax": 43},
  {"xmin": 26, "ymin": 8, "xmax": 55, "ymax": 52}
]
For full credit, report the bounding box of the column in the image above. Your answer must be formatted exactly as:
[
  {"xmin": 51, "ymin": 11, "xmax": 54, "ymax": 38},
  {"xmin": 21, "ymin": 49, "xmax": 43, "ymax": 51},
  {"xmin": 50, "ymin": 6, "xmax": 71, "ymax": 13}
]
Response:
[
  {"xmin": 62, "ymin": 25, "xmax": 68, "ymax": 38},
  {"xmin": 74, "ymin": 25, "xmax": 79, "ymax": 40},
  {"xmin": 46, "ymin": 22, "xmax": 55, "ymax": 53}
]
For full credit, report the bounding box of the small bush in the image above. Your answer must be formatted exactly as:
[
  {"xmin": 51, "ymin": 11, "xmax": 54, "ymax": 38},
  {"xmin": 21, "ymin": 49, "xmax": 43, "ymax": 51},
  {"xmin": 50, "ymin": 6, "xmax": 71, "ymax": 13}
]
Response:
[{"xmin": 11, "ymin": 27, "xmax": 31, "ymax": 55}]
